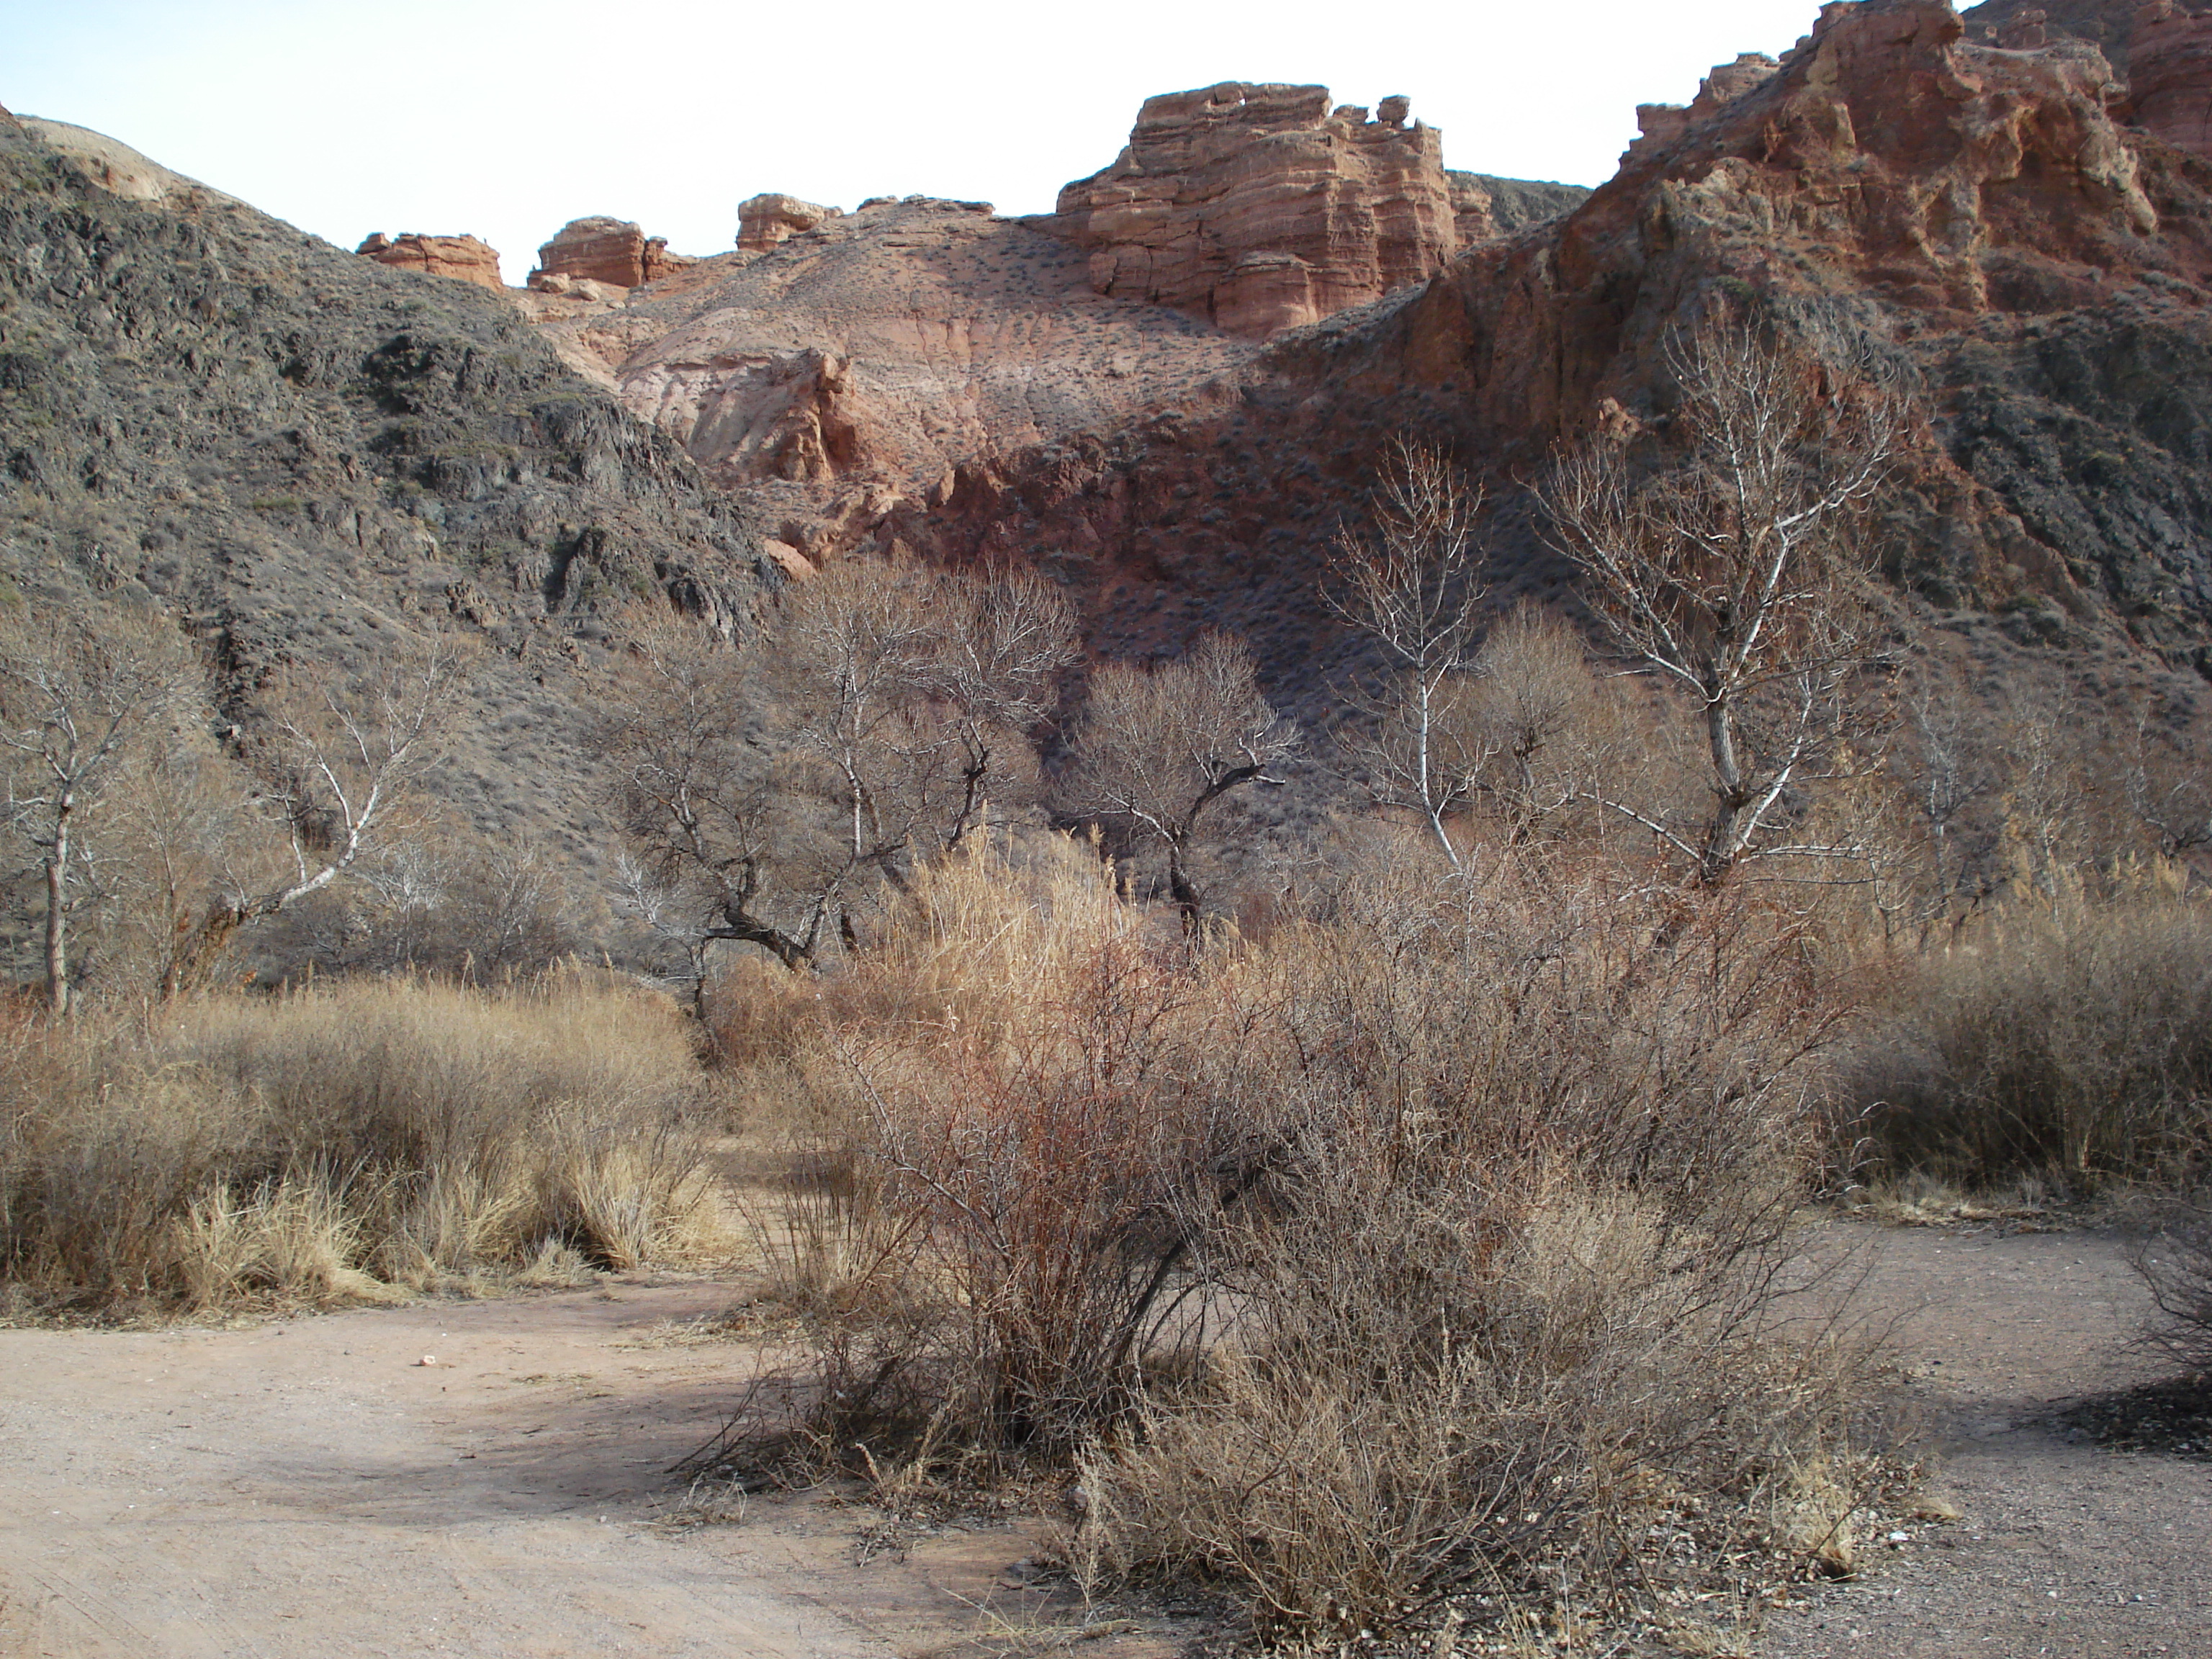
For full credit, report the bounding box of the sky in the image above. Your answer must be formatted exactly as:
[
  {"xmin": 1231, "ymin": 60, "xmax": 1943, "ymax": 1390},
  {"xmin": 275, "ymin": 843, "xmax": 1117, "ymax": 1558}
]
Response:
[{"xmin": 4, "ymin": 0, "xmax": 1828, "ymax": 285}]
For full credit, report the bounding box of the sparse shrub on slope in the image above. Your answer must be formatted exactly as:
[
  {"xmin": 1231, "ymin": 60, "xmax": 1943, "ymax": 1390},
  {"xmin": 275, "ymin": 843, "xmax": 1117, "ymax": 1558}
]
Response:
[{"xmin": 0, "ymin": 970, "xmax": 719, "ymax": 1312}]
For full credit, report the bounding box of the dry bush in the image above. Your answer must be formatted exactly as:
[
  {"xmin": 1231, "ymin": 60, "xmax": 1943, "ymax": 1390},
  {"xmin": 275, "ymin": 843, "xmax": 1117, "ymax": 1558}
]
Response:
[
  {"xmin": 715, "ymin": 830, "xmax": 1884, "ymax": 1643},
  {"xmin": 711, "ymin": 833, "xmax": 1264, "ymax": 1472},
  {"xmin": 1840, "ymin": 880, "xmax": 2212, "ymax": 1189},
  {"xmin": 2133, "ymin": 1192, "xmax": 2212, "ymax": 1375},
  {"xmin": 1077, "ymin": 845, "xmax": 1869, "ymax": 1642},
  {"xmin": 0, "ymin": 969, "xmax": 720, "ymax": 1310}
]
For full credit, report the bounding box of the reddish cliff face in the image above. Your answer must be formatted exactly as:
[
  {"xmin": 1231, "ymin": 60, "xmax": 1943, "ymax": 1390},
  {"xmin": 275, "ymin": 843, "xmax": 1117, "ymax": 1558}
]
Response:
[
  {"xmin": 2127, "ymin": 3, "xmax": 2212, "ymax": 160},
  {"xmin": 859, "ymin": 0, "xmax": 2212, "ymax": 685},
  {"xmin": 356, "ymin": 231, "xmax": 505, "ymax": 289},
  {"xmin": 531, "ymin": 216, "xmax": 693, "ymax": 289},
  {"xmin": 517, "ymin": 196, "xmax": 1252, "ymax": 561},
  {"xmin": 1968, "ymin": 0, "xmax": 2212, "ymax": 161},
  {"xmin": 1050, "ymin": 84, "xmax": 1463, "ymax": 339}
]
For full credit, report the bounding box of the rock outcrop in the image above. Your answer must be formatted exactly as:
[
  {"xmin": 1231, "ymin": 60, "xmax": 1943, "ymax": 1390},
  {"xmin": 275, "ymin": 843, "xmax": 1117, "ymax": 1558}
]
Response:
[
  {"xmin": 2125, "ymin": 3, "xmax": 2212, "ymax": 160},
  {"xmin": 356, "ymin": 231, "xmax": 505, "ymax": 289},
  {"xmin": 737, "ymin": 194, "xmax": 840, "ymax": 251},
  {"xmin": 1626, "ymin": 53, "xmax": 1781, "ymax": 162},
  {"xmin": 1049, "ymin": 83, "xmax": 1462, "ymax": 338},
  {"xmin": 531, "ymin": 215, "xmax": 694, "ymax": 289},
  {"xmin": 526, "ymin": 195, "xmax": 1251, "ymax": 559},
  {"xmin": 1967, "ymin": 0, "xmax": 2212, "ymax": 161},
  {"xmin": 851, "ymin": 0, "xmax": 2212, "ymax": 695}
]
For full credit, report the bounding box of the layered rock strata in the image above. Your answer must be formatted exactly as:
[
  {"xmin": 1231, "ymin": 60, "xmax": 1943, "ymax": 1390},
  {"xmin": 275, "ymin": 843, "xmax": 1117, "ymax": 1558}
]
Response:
[
  {"xmin": 1050, "ymin": 83, "xmax": 1462, "ymax": 338},
  {"xmin": 737, "ymin": 194, "xmax": 840, "ymax": 251},
  {"xmin": 356, "ymin": 231, "xmax": 505, "ymax": 288},
  {"xmin": 525, "ymin": 196, "xmax": 1251, "ymax": 559},
  {"xmin": 857, "ymin": 0, "xmax": 2212, "ymax": 697},
  {"xmin": 531, "ymin": 215, "xmax": 694, "ymax": 289}
]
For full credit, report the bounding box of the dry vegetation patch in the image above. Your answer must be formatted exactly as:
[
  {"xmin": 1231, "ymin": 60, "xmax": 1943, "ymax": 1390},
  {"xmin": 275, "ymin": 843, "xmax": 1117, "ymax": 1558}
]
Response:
[
  {"xmin": 697, "ymin": 832, "xmax": 1905, "ymax": 1651},
  {"xmin": 0, "ymin": 968, "xmax": 727, "ymax": 1316}
]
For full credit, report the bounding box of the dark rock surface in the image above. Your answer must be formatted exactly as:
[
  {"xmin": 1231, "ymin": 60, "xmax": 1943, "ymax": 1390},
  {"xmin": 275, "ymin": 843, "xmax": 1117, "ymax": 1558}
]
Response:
[{"xmin": 0, "ymin": 117, "xmax": 772, "ymax": 866}]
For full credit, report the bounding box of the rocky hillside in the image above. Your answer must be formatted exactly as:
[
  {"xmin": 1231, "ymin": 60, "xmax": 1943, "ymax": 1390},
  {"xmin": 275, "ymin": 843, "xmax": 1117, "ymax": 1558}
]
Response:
[
  {"xmin": 848, "ymin": 0, "xmax": 2212, "ymax": 716},
  {"xmin": 9, "ymin": 0, "xmax": 2212, "ymax": 882},
  {"xmin": 505, "ymin": 85, "xmax": 1586, "ymax": 567},
  {"xmin": 0, "ymin": 111, "xmax": 773, "ymax": 867}
]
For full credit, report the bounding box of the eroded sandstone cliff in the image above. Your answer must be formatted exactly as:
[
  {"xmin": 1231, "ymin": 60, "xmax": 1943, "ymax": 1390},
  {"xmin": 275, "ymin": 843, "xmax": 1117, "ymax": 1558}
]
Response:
[
  {"xmin": 855, "ymin": 0, "xmax": 2212, "ymax": 706},
  {"xmin": 1049, "ymin": 84, "xmax": 1461, "ymax": 339},
  {"xmin": 356, "ymin": 230, "xmax": 505, "ymax": 289}
]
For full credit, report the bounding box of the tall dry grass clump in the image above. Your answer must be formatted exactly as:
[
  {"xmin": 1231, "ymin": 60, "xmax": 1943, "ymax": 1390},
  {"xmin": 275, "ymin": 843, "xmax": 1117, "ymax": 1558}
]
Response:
[
  {"xmin": 1840, "ymin": 877, "xmax": 2212, "ymax": 1190},
  {"xmin": 0, "ymin": 969, "xmax": 719, "ymax": 1311},
  {"xmin": 719, "ymin": 831, "xmax": 1884, "ymax": 1645}
]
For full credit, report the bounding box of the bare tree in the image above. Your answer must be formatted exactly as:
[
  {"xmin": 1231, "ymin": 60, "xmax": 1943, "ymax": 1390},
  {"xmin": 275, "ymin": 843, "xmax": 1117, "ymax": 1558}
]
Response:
[
  {"xmin": 0, "ymin": 608, "xmax": 201, "ymax": 1014},
  {"xmin": 929, "ymin": 565, "xmax": 1081, "ymax": 851},
  {"xmin": 1064, "ymin": 632, "xmax": 1299, "ymax": 925},
  {"xmin": 1326, "ymin": 444, "xmax": 1490, "ymax": 865},
  {"xmin": 606, "ymin": 557, "xmax": 1076, "ymax": 976},
  {"xmin": 1542, "ymin": 318, "xmax": 1907, "ymax": 885},
  {"xmin": 165, "ymin": 635, "xmax": 472, "ymax": 991},
  {"xmin": 605, "ymin": 608, "xmax": 821, "ymax": 973}
]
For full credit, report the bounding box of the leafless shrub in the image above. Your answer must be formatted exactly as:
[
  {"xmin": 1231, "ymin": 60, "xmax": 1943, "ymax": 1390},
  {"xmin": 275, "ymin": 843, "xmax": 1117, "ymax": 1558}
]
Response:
[
  {"xmin": 2132, "ymin": 1191, "xmax": 2212, "ymax": 1376},
  {"xmin": 713, "ymin": 830, "xmax": 1884, "ymax": 1642}
]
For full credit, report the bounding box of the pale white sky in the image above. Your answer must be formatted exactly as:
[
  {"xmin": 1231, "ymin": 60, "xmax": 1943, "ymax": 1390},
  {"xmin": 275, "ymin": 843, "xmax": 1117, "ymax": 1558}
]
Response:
[{"xmin": 4, "ymin": 0, "xmax": 1826, "ymax": 284}]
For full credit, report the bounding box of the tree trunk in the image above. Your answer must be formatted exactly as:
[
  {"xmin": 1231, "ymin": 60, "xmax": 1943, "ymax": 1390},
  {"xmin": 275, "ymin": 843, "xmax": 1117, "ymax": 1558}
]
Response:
[{"xmin": 42, "ymin": 791, "xmax": 72, "ymax": 1017}]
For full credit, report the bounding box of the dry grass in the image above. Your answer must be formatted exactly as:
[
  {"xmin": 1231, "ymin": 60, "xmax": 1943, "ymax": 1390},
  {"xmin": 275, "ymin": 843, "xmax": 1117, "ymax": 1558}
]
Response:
[
  {"xmin": 0, "ymin": 968, "xmax": 727, "ymax": 1313},
  {"xmin": 1839, "ymin": 878, "xmax": 2212, "ymax": 1191}
]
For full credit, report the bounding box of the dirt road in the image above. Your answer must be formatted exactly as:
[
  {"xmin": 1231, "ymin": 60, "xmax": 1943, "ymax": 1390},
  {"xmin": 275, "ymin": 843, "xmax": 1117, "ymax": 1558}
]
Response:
[
  {"xmin": 1762, "ymin": 1223, "xmax": 2212, "ymax": 1659},
  {"xmin": 2, "ymin": 1226, "xmax": 2208, "ymax": 1659},
  {"xmin": 0, "ymin": 1283, "xmax": 896, "ymax": 1658}
]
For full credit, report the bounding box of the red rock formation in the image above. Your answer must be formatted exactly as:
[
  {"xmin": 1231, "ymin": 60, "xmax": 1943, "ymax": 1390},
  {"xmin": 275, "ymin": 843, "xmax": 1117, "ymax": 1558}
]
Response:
[
  {"xmin": 2127, "ymin": 3, "xmax": 2212, "ymax": 160},
  {"xmin": 852, "ymin": 0, "xmax": 2212, "ymax": 680},
  {"xmin": 737, "ymin": 194, "xmax": 840, "ymax": 251},
  {"xmin": 1049, "ymin": 83, "xmax": 1462, "ymax": 338},
  {"xmin": 356, "ymin": 232, "xmax": 504, "ymax": 289},
  {"xmin": 531, "ymin": 216, "xmax": 695, "ymax": 289},
  {"xmin": 1626, "ymin": 53, "xmax": 1781, "ymax": 162},
  {"xmin": 521, "ymin": 195, "xmax": 1251, "ymax": 561}
]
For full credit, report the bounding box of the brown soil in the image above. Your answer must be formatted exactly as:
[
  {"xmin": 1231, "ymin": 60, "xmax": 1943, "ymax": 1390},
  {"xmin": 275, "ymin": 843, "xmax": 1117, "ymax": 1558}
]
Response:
[{"xmin": 0, "ymin": 1224, "xmax": 2205, "ymax": 1658}]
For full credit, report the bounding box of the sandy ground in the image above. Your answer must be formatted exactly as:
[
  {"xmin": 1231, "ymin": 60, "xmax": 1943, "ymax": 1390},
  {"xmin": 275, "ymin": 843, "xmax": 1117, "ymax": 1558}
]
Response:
[
  {"xmin": 1761, "ymin": 1222, "xmax": 2212, "ymax": 1659},
  {"xmin": 0, "ymin": 1280, "xmax": 1072, "ymax": 1659},
  {"xmin": 0, "ymin": 1225, "xmax": 2206, "ymax": 1659}
]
